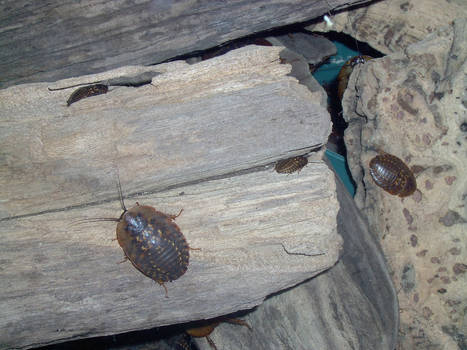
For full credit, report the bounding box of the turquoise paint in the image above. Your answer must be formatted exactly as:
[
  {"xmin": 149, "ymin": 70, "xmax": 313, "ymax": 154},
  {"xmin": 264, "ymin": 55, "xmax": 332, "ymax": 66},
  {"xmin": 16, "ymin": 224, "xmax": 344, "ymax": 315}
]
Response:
[
  {"xmin": 313, "ymin": 41, "xmax": 360, "ymax": 196},
  {"xmin": 312, "ymin": 41, "xmax": 361, "ymax": 85},
  {"xmin": 325, "ymin": 150, "xmax": 356, "ymax": 197}
]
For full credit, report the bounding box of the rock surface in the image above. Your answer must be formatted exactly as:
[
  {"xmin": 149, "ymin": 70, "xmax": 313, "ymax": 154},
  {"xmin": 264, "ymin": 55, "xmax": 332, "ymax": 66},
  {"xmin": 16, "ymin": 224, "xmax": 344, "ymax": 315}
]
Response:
[
  {"xmin": 193, "ymin": 175, "xmax": 399, "ymax": 350},
  {"xmin": 342, "ymin": 19, "xmax": 466, "ymax": 350},
  {"xmin": 307, "ymin": 0, "xmax": 467, "ymax": 55}
]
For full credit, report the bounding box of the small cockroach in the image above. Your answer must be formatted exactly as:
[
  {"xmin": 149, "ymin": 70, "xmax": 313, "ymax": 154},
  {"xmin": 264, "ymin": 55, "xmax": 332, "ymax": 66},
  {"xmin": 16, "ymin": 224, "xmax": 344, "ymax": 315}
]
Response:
[
  {"xmin": 66, "ymin": 84, "xmax": 108, "ymax": 106},
  {"xmin": 275, "ymin": 156, "xmax": 308, "ymax": 174},
  {"xmin": 186, "ymin": 317, "xmax": 252, "ymax": 350},
  {"xmin": 337, "ymin": 55, "xmax": 373, "ymax": 101},
  {"xmin": 369, "ymin": 153, "xmax": 417, "ymax": 197}
]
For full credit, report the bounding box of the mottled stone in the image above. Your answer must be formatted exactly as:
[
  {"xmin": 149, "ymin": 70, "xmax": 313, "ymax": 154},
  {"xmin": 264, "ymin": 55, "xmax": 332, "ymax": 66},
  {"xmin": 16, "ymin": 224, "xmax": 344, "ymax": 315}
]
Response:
[
  {"xmin": 452, "ymin": 264, "xmax": 466, "ymax": 275},
  {"xmin": 416, "ymin": 249, "xmax": 428, "ymax": 257},
  {"xmin": 306, "ymin": 0, "xmax": 467, "ymax": 54},
  {"xmin": 439, "ymin": 210, "xmax": 466, "ymax": 227},
  {"xmin": 449, "ymin": 247, "xmax": 461, "ymax": 256},
  {"xmin": 340, "ymin": 19, "xmax": 467, "ymax": 350},
  {"xmin": 445, "ymin": 176, "xmax": 456, "ymax": 185}
]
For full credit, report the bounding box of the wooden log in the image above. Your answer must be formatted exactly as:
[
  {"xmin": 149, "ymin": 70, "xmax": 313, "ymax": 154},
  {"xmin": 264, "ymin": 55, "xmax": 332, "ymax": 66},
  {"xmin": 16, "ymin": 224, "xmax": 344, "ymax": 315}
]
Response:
[
  {"xmin": 0, "ymin": 45, "xmax": 340, "ymax": 349},
  {"xmin": 0, "ymin": 0, "xmax": 371, "ymax": 88},
  {"xmin": 0, "ymin": 164, "xmax": 340, "ymax": 349},
  {"xmin": 193, "ymin": 174, "xmax": 398, "ymax": 350},
  {"xmin": 0, "ymin": 46, "xmax": 331, "ymax": 219}
]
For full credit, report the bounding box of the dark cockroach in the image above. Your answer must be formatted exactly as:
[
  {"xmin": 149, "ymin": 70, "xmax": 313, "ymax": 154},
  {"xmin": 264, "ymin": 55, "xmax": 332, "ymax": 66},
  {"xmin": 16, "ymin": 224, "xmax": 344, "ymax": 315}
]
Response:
[
  {"xmin": 337, "ymin": 55, "xmax": 373, "ymax": 100},
  {"xmin": 49, "ymin": 72, "xmax": 160, "ymax": 106},
  {"xmin": 369, "ymin": 153, "xmax": 417, "ymax": 197},
  {"xmin": 81, "ymin": 180, "xmax": 190, "ymax": 297},
  {"xmin": 66, "ymin": 84, "xmax": 108, "ymax": 106},
  {"xmin": 186, "ymin": 317, "xmax": 252, "ymax": 350},
  {"xmin": 275, "ymin": 156, "xmax": 308, "ymax": 174}
]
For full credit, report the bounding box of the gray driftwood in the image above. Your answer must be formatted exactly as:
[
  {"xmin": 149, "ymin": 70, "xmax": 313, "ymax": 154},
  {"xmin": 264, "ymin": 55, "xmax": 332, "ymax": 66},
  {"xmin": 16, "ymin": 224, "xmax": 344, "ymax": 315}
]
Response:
[
  {"xmin": 194, "ymin": 175, "xmax": 398, "ymax": 350},
  {"xmin": 0, "ymin": 46, "xmax": 330, "ymax": 219},
  {"xmin": 0, "ymin": 46, "xmax": 340, "ymax": 349},
  {"xmin": 0, "ymin": 0, "xmax": 371, "ymax": 88}
]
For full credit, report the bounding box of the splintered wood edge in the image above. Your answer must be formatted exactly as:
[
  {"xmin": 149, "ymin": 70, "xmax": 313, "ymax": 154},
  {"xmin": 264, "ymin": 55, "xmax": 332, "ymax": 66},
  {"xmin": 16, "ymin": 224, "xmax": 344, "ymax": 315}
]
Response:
[{"xmin": 0, "ymin": 162, "xmax": 340, "ymax": 348}]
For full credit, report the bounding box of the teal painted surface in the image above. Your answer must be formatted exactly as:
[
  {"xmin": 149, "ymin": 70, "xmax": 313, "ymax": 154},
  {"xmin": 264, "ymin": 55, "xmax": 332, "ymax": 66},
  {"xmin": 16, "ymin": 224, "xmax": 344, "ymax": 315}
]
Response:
[
  {"xmin": 312, "ymin": 41, "xmax": 360, "ymax": 85},
  {"xmin": 325, "ymin": 150, "xmax": 356, "ymax": 197},
  {"xmin": 313, "ymin": 40, "xmax": 360, "ymax": 196}
]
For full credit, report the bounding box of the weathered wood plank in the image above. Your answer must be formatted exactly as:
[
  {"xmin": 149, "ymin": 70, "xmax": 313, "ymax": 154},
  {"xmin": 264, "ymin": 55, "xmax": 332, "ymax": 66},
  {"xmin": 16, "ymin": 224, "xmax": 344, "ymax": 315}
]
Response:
[
  {"xmin": 0, "ymin": 0, "xmax": 371, "ymax": 88},
  {"xmin": 0, "ymin": 44, "xmax": 339, "ymax": 349},
  {"xmin": 0, "ymin": 46, "xmax": 331, "ymax": 219},
  {"xmin": 193, "ymin": 174, "xmax": 398, "ymax": 350},
  {"xmin": 0, "ymin": 162, "xmax": 340, "ymax": 349}
]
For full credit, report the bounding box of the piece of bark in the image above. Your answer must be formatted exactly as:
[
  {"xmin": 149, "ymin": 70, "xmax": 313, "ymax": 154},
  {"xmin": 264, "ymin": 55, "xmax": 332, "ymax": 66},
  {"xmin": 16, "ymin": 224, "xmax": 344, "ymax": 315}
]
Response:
[
  {"xmin": 193, "ymin": 173, "xmax": 398, "ymax": 350},
  {"xmin": 0, "ymin": 162, "xmax": 340, "ymax": 349},
  {"xmin": 0, "ymin": 46, "xmax": 330, "ymax": 219},
  {"xmin": 0, "ymin": 0, "xmax": 371, "ymax": 88},
  {"xmin": 0, "ymin": 45, "xmax": 340, "ymax": 349}
]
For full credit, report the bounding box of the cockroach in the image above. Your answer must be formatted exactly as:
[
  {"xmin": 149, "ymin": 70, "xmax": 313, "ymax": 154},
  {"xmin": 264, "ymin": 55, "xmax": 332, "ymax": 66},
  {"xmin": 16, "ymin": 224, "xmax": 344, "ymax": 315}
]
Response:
[
  {"xmin": 66, "ymin": 84, "xmax": 108, "ymax": 106},
  {"xmin": 275, "ymin": 156, "xmax": 308, "ymax": 174},
  {"xmin": 80, "ymin": 180, "xmax": 190, "ymax": 297},
  {"xmin": 337, "ymin": 55, "xmax": 373, "ymax": 100},
  {"xmin": 369, "ymin": 153, "xmax": 417, "ymax": 197}
]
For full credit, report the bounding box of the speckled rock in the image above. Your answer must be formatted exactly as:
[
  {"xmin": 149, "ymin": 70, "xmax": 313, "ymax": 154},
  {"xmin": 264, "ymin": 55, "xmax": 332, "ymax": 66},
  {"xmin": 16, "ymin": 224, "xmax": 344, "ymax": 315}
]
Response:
[
  {"xmin": 341, "ymin": 19, "xmax": 466, "ymax": 350},
  {"xmin": 306, "ymin": 0, "xmax": 467, "ymax": 55}
]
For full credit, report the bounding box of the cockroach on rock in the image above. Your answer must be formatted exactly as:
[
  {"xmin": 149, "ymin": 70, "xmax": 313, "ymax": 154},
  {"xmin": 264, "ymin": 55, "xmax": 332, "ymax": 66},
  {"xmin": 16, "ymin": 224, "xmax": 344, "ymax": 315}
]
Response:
[
  {"xmin": 84, "ymin": 181, "xmax": 191, "ymax": 297},
  {"xmin": 275, "ymin": 156, "xmax": 308, "ymax": 174},
  {"xmin": 337, "ymin": 55, "xmax": 373, "ymax": 101},
  {"xmin": 369, "ymin": 152, "xmax": 417, "ymax": 197}
]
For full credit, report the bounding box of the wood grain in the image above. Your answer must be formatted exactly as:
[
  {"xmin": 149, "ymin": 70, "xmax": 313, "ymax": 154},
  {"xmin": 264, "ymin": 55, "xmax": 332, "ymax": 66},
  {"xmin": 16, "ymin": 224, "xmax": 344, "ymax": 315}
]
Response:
[
  {"xmin": 0, "ymin": 45, "xmax": 338, "ymax": 349},
  {"xmin": 193, "ymin": 174, "xmax": 398, "ymax": 350},
  {"xmin": 0, "ymin": 163, "xmax": 340, "ymax": 349},
  {"xmin": 0, "ymin": 46, "xmax": 331, "ymax": 219},
  {"xmin": 0, "ymin": 0, "xmax": 370, "ymax": 88}
]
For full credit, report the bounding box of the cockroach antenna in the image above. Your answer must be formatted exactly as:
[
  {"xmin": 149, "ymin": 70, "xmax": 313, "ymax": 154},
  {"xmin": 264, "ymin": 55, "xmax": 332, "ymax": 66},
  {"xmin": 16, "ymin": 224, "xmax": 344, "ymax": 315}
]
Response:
[{"xmin": 115, "ymin": 168, "xmax": 127, "ymax": 214}]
